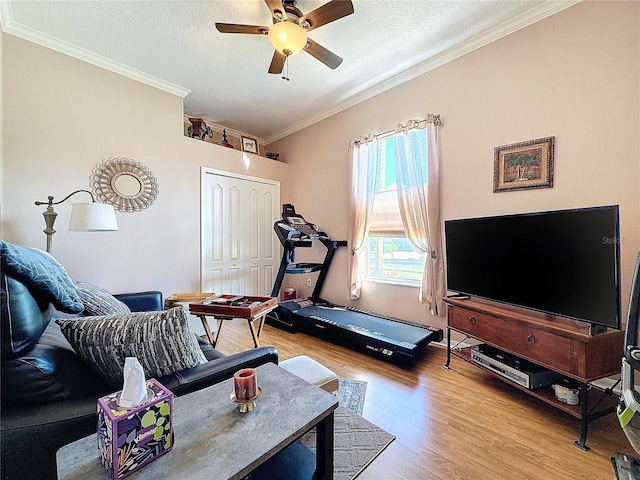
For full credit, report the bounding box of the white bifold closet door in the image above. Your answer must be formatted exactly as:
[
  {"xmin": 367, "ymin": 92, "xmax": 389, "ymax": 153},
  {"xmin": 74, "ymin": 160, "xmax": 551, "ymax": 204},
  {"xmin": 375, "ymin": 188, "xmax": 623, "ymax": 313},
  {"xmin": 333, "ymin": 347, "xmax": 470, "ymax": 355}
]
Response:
[{"xmin": 201, "ymin": 168, "xmax": 280, "ymax": 297}]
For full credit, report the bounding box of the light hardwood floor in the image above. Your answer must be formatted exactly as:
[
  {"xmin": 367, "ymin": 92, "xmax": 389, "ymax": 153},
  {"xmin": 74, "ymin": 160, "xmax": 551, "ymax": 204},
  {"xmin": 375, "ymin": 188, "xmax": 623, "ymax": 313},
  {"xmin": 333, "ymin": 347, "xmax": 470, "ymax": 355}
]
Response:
[{"xmin": 213, "ymin": 318, "xmax": 633, "ymax": 480}]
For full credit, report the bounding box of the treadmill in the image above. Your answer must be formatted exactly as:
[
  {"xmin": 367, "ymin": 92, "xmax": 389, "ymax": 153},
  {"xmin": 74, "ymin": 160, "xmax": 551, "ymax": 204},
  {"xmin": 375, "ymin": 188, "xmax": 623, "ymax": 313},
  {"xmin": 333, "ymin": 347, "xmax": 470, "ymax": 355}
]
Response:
[{"xmin": 266, "ymin": 204, "xmax": 443, "ymax": 365}]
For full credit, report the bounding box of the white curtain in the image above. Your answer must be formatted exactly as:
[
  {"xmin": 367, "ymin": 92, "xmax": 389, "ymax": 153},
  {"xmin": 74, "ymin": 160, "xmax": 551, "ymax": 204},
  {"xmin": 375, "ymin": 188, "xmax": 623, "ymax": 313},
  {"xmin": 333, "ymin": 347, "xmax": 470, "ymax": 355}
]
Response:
[
  {"xmin": 394, "ymin": 116, "xmax": 446, "ymax": 315},
  {"xmin": 348, "ymin": 137, "xmax": 379, "ymax": 299}
]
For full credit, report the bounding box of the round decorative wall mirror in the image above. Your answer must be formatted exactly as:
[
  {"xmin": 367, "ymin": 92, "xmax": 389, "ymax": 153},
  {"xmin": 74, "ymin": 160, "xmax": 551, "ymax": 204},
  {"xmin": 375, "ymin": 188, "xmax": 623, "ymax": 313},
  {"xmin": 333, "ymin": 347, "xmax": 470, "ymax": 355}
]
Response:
[{"xmin": 90, "ymin": 157, "xmax": 159, "ymax": 213}]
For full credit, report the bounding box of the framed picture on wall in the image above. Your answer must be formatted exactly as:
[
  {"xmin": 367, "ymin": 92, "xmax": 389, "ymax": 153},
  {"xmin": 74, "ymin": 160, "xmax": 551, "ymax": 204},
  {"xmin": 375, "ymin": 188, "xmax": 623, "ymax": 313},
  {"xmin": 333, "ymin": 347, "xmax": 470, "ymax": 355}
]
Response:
[
  {"xmin": 241, "ymin": 135, "xmax": 258, "ymax": 154},
  {"xmin": 494, "ymin": 136, "xmax": 554, "ymax": 192}
]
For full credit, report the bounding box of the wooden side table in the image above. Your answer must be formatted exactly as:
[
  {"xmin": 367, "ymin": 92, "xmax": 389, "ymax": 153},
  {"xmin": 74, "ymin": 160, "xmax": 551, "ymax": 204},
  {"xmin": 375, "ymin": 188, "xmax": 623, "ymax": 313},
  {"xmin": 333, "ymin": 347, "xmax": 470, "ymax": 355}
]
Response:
[{"xmin": 189, "ymin": 295, "xmax": 278, "ymax": 348}]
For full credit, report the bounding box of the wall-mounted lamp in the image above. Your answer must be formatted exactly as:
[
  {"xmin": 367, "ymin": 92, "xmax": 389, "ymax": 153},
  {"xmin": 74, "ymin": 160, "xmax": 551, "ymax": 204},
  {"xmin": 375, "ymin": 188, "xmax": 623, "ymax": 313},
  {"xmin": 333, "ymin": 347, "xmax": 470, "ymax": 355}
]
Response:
[{"xmin": 34, "ymin": 189, "xmax": 118, "ymax": 253}]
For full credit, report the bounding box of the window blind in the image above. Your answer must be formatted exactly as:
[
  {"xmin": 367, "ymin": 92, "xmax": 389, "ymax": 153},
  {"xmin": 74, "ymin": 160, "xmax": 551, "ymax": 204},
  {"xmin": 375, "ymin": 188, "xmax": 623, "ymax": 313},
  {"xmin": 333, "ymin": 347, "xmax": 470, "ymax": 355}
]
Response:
[{"xmin": 369, "ymin": 190, "xmax": 404, "ymax": 237}]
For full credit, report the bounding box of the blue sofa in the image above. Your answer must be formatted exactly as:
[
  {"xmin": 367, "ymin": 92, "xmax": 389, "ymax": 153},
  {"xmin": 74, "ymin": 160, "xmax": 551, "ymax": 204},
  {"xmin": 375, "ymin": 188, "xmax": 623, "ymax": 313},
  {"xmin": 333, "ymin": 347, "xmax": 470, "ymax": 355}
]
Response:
[{"xmin": 0, "ymin": 242, "xmax": 278, "ymax": 480}]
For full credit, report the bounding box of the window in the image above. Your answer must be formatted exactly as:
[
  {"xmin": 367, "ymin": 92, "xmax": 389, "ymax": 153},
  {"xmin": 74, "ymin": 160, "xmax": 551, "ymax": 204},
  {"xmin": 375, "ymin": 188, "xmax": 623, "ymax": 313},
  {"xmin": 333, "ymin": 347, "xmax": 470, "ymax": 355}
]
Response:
[{"xmin": 366, "ymin": 136, "xmax": 425, "ymax": 285}]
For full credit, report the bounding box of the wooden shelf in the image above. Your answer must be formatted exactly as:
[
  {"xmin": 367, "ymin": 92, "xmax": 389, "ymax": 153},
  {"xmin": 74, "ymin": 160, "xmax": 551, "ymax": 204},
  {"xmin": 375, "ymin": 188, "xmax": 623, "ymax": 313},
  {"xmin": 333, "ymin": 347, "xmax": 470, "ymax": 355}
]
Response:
[{"xmin": 451, "ymin": 346, "xmax": 618, "ymax": 419}]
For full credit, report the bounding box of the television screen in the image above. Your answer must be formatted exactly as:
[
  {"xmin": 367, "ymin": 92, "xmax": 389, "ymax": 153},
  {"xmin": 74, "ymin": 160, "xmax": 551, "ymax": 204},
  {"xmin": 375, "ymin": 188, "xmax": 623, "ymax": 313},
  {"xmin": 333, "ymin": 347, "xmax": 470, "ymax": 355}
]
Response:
[{"xmin": 444, "ymin": 205, "xmax": 621, "ymax": 329}]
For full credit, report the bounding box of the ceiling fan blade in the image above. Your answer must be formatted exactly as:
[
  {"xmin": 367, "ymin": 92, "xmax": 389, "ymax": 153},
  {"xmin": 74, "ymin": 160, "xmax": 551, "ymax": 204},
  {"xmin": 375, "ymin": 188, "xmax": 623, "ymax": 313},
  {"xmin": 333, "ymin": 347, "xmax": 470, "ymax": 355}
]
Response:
[
  {"xmin": 264, "ymin": 0, "xmax": 286, "ymax": 20},
  {"xmin": 215, "ymin": 23, "xmax": 268, "ymax": 35},
  {"xmin": 268, "ymin": 50, "xmax": 286, "ymax": 74},
  {"xmin": 299, "ymin": 0, "xmax": 354, "ymax": 32},
  {"xmin": 304, "ymin": 39, "xmax": 343, "ymax": 70}
]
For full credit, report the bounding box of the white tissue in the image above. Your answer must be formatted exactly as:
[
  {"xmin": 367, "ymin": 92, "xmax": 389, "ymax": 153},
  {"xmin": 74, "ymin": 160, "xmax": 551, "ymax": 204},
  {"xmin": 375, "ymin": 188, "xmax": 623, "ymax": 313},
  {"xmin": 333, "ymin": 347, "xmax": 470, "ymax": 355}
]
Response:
[{"xmin": 118, "ymin": 357, "xmax": 147, "ymax": 407}]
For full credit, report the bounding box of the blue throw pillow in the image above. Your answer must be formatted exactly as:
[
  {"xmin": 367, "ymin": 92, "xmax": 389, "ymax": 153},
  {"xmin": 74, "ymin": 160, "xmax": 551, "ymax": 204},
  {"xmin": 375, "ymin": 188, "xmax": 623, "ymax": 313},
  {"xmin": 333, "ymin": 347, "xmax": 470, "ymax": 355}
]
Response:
[{"xmin": 0, "ymin": 240, "xmax": 83, "ymax": 313}]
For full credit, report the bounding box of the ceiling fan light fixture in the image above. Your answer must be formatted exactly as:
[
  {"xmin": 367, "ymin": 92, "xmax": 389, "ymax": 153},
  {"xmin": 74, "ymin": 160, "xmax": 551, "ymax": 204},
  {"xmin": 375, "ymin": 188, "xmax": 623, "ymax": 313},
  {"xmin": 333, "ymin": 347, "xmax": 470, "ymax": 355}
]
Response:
[{"xmin": 268, "ymin": 21, "xmax": 307, "ymax": 56}]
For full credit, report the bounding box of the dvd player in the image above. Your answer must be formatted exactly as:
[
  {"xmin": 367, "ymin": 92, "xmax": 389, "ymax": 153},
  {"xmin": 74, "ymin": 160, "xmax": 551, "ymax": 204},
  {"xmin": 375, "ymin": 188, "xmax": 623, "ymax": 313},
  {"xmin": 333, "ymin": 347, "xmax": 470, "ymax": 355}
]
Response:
[{"xmin": 471, "ymin": 344, "xmax": 560, "ymax": 389}]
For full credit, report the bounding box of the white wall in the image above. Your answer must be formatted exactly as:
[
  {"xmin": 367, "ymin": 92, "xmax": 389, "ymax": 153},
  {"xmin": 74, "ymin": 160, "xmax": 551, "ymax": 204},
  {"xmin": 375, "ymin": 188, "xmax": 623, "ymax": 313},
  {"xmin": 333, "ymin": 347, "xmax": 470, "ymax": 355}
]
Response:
[
  {"xmin": 1, "ymin": 34, "xmax": 289, "ymax": 297},
  {"xmin": 267, "ymin": 1, "xmax": 640, "ymax": 330}
]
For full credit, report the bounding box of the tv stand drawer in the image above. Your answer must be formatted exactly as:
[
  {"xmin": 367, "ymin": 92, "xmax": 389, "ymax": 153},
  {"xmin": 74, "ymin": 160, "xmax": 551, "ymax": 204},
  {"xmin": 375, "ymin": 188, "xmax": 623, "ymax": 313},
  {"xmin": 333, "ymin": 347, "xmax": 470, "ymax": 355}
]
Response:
[
  {"xmin": 449, "ymin": 306, "xmax": 571, "ymax": 371},
  {"xmin": 446, "ymin": 298, "xmax": 624, "ymax": 381}
]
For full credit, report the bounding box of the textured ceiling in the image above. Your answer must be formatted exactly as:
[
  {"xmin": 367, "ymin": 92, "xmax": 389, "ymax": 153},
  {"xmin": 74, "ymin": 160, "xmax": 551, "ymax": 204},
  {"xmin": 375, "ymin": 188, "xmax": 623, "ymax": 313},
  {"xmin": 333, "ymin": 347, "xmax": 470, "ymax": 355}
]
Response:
[{"xmin": 1, "ymin": 1, "xmax": 577, "ymax": 142}]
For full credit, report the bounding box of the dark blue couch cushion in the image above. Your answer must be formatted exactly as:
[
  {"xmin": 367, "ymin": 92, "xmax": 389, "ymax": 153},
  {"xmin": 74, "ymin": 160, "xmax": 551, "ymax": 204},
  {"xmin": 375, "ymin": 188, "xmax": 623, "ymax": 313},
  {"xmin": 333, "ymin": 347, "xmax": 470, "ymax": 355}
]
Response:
[
  {"xmin": 1, "ymin": 321, "xmax": 111, "ymax": 407},
  {"xmin": 1, "ymin": 274, "xmax": 52, "ymax": 358},
  {"xmin": 114, "ymin": 291, "xmax": 163, "ymax": 312}
]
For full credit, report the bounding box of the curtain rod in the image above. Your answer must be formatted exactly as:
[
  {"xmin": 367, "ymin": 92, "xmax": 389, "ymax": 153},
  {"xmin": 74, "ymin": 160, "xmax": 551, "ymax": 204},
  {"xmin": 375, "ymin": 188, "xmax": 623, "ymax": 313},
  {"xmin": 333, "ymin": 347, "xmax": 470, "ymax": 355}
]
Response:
[{"xmin": 353, "ymin": 114, "xmax": 442, "ymax": 146}]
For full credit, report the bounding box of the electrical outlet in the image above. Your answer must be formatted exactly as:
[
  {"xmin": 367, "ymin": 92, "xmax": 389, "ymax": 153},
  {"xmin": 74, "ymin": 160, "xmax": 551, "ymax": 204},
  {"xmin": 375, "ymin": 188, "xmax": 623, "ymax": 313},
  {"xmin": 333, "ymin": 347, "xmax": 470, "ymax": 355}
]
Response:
[{"xmin": 307, "ymin": 279, "xmax": 312, "ymax": 287}]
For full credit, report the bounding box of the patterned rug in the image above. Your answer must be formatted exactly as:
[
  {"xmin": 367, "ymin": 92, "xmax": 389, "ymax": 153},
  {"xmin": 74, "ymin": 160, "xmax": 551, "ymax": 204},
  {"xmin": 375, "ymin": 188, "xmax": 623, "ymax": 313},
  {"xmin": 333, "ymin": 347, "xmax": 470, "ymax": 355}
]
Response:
[
  {"xmin": 336, "ymin": 378, "xmax": 367, "ymax": 415},
  {"xmin": 301, "ymin": 379, "xmax": 395, "ymax": 480}
]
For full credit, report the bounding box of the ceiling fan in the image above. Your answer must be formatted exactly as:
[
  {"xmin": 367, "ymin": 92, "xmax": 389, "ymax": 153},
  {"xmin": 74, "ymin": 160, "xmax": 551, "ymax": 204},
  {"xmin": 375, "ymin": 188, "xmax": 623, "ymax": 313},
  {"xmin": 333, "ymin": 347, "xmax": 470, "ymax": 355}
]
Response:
[{"xmin": 215, "ymin": 0, "xmax": 354, "ymax": 76}]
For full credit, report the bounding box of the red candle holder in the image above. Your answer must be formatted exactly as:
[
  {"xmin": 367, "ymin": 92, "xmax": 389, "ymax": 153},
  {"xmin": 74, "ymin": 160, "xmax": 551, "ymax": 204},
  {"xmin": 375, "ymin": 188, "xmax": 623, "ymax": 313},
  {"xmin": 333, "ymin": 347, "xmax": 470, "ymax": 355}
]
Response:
[{"xmin": 231, "ymin": 368, "xmax": 261, "ymax": 412}]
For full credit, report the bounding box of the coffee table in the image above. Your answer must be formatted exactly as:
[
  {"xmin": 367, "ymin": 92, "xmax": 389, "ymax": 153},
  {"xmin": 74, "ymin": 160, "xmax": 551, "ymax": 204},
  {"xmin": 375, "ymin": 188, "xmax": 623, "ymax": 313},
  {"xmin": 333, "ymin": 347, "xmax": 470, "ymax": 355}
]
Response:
[
  {"xmin": 56, "ymin": 362, "xmax": 338, "ymax": 480},
  {"xmin": 189, "ymin": 295, "xmax": 278, "ymax": 348}
]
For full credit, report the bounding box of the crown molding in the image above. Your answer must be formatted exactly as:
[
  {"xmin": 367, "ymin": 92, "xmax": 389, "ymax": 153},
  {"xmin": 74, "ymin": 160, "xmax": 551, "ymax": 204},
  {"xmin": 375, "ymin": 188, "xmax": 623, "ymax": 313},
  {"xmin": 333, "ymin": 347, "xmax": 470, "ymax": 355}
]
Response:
[
  {"xmin": 0, "ymin": 3, "xmax": 190, "ymax": 98},
  {"xmin": 264, "ymin": 0, "xmax": 581, "ymax": 144}
]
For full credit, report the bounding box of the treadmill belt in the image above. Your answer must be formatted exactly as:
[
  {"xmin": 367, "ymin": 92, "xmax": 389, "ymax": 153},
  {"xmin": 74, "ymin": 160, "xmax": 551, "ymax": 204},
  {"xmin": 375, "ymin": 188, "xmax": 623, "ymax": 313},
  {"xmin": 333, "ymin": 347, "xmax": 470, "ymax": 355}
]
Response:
[{"xmin": 296, "ymin": 304, "xmax": 432, "ymax": 348}]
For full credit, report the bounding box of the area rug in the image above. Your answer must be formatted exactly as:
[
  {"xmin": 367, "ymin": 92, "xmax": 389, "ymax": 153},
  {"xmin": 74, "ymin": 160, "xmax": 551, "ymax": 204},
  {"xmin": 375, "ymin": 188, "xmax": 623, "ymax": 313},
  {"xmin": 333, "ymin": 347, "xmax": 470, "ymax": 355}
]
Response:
[
  {"xmin": 336, "ymin": 378, "xmax": 367, "ymax": 415},
  {"xmin": 301, "ymin": 379, "xmax": 396, "ymax": 480}
]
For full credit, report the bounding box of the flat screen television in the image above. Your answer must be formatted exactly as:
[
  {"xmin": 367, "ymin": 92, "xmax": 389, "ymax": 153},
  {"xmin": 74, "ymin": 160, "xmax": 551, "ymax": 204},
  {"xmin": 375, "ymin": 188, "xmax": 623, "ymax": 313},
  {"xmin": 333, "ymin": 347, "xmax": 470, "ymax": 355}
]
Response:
[{"xmin": 444, "ymin": 205, "xmax": 621, "ymax": 330}]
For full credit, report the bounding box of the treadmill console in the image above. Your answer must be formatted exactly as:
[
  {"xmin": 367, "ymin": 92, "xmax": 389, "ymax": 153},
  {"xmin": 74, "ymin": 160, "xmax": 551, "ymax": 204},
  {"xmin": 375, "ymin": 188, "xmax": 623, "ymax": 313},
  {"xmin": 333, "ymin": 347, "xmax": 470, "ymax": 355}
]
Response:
[{"xmin": 274, "ymin": 203, "xmax": 328, "ymax": 241}]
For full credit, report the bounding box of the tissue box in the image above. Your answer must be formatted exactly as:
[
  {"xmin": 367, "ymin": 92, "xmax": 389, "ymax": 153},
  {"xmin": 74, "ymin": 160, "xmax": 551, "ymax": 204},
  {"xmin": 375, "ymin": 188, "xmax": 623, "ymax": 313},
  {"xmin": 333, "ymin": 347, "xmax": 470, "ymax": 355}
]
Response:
[{"xmin": 97, "ymin": 379, "xmax": 173, "ymax": 480}]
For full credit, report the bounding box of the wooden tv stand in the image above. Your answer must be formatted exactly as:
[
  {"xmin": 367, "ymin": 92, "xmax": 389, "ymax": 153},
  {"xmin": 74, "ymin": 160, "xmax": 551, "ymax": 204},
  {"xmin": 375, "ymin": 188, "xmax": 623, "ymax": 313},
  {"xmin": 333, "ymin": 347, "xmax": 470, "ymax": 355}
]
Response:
[{"xmin": 443, "ymin": 297, "xmax": 624, "ymax": 450}]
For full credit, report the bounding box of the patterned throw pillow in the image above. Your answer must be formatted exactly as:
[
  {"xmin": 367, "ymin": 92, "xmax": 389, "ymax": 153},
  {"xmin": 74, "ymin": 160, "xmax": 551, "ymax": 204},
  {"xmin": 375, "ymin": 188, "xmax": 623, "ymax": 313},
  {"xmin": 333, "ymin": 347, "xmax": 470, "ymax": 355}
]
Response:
[
  {"xmin": 0, "ymin": 240, "xmax": 83, "ymax": 313},
  {"xmin": 56, "ymin": 307, "xmax": 207, "ymax": 387},
  {"xmin": 75, "ymin": 281, "xmax": 131, "ymax": 316}
]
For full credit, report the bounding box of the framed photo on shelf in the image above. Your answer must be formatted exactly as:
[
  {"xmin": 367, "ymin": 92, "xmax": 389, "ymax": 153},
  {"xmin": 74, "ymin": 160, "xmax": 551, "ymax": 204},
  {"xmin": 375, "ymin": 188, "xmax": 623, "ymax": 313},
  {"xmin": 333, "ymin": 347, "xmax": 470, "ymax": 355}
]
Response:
[
  {"xmin": 493, "ymin": 136, "xmax": 554, "ymax": 192},
  {"xmin": 241, "ymin": 135, "xmax": 258, "ymax": 154}
]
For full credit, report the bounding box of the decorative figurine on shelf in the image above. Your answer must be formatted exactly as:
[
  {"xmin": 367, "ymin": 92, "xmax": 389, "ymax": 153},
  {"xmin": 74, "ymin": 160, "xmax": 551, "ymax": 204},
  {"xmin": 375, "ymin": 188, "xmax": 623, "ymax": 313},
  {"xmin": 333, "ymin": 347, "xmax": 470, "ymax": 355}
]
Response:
[
  {"xmin": 216, "ymin": 129, "xmax": 234, "ymax": 149},
  {"xmin": 187, "ymin": 118, "xmax": 213, "ymax": 141}
]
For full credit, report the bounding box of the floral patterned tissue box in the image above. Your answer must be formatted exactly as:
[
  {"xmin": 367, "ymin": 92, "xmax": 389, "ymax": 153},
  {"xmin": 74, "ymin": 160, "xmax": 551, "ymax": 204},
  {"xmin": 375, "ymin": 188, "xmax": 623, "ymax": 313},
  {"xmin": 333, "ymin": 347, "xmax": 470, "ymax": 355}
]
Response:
[{"xmin": 97, "ymin": 379, "xmax": 173, "ymax": 480}]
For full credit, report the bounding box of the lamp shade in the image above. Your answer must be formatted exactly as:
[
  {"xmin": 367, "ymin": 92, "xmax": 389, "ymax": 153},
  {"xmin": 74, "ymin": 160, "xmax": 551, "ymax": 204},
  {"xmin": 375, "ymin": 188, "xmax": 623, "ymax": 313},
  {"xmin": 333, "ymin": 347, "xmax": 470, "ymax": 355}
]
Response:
[
  {"xmin": 268, "ymin": 21, "xmax": 307, "ymax": 56},
  {"xmin": 68, "ymin": 203, "xmax": 118, "ymax": 232}
]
